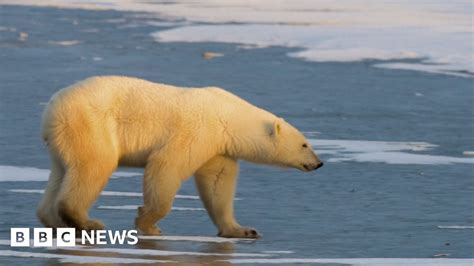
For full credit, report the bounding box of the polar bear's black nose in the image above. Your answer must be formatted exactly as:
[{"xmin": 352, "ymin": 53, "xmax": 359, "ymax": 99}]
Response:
[{"xmin": 316, "ymin": 162, "xmax": 324, "ymax": 169}]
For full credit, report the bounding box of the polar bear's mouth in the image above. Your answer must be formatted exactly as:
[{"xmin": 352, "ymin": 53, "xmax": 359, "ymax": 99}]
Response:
[
  {"xmin": 302, "ymin": 164, "xmax": 311, "ymax": 171},
  {"xmin": 302, "ymin": 162, "xmax": 324, "ymax": 171}
]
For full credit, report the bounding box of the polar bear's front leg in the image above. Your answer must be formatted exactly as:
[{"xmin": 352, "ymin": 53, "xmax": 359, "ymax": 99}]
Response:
[
  {"xmin": 135, "ymin": 151, "xmax": 183, "ymax": 236},
  {"xmin": 195, "ymin": 156, "xmax": 260, "ymax": 239}
]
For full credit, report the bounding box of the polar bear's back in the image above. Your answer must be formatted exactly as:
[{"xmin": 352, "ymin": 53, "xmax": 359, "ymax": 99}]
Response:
[
  {"xmin": 40, "ymin": 76, "xmax": 260, "ymax": 164},
  {"xmin": 45, "ymin": 75, "xmax": 247, "ymax": 114},
  {"xmin": 47, "ymin": 76, "xmax": 179, "ymax": 109},
  {"xmin": 42, "ymin": 76, "xmax": 184, "ymax": 142}
]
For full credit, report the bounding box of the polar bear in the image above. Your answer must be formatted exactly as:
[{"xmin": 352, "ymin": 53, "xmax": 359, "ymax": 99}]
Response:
[{"xmin": 37, "ymin": 76, "xmax": 323, "ymax": 238}]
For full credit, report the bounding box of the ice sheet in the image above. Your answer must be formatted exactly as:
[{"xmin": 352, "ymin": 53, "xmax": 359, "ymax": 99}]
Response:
[
  {"xmin": 1, "ymin": 0, "xmax": 470, "ymax": 77},
  {"xmin": 67, "ymin": 247, "xmax": 271, "ymax": 257},
  {"xmin": 0, "ymin": 166, "xmax": 50, "ymax": 182},
  {"xmin": 222, "ymin": 258, "xmax": 474, "ymax": 265},
  {"xmin": 310, "ymin": 139, "xmax": 474, "ymax": 165},
  {"xmin": 153, "ymin": 23, "xmax": 472, "ymax": 77},
  {"xmin": 48, "ymin": 40, "xmax": 80, "ymax": 46},
  {"xmin": 0, "ymin": 250, "xmax": 169, "ymax": 264},
  {"xmin": 97, "ymin": 205, "xmax": 205, "ymax": 211},
  {"xmin": 0, "ymin": 165, "xmax": 140, "ymax": 181},
  {"xmin": 8, "ymin": 189, "xmax": 200, "ymax": 200},
  {"xmin": 139, "ymin": 235, "xmax": 255, "ymax": 243},
  {"xmin": 437, "ymin": 225, "xmax": 474, "ymax": 229}
]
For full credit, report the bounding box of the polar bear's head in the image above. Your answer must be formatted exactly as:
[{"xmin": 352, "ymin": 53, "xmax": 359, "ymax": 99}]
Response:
[
  {"xmin": 237, "ymin": 118, "xmax": 323, "ymax": 172},
  {"xmin": 263, "ymin": 119, "xmax": 323, "ymax": 171}
]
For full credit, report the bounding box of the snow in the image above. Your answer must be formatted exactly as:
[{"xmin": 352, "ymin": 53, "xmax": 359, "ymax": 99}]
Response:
[
  {"xmin": 69, "ymin": 247, "xmax": 271, "ymax": 257},
  {"xmin": 0, "ymin": 0, "xmax": 470, "ymax": 77},
  {"xmin": 437, "ymin": 225, "xmax": 474, "ymax": 229},
  {"xmin": 310, "ymin": 139, "xmax": 474, "ymax": 165},
  {"xmin": 8, "ymin": 189, "xmax": 200, "ymax": 200},
  {"xmin": 97, "ymin": 205, "xmax": 205, "ymax": 211},
  {"xmin": 153, "ymin": 23, "xmax": 472, "ymax": 77},
  {"xmin": 0, "ymin": 165, "xmax": 140, "ymax": 182},
  {"xmin": 0, "ymin": 250, "xmax": 169, "ymax": 264}
]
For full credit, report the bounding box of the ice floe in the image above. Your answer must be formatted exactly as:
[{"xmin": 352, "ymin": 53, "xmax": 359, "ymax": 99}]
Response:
[
  {"xmin": 97, "ymin": 205, "xmax": 204, "ymax": 211},
  {"xmin": 0, "ymin": 250, "xmax": 169, "ymax": 264},
  {"xmin": 149, "ymin": 1, "xmax": 472, "ymax": 77},
  {"xmin": 65, "ymin": 247, "xmax": 271, "ymax": 257},
  {"xmin": 139, "ymin": 235, "xmax": 255, "ymax": 243},
  {"xmin": 1, "ymin": 249, "xmax": 472, "ymax": 265},
  {"xmin": 154, "ymin": 24, "xmax": 471, "ymax": 77},
  {"xmin": 110, "ymin": 171, "xmax": 142, "ymax": 178},
  {"xmin": 1, "ymin": 235, "xmax": 254, "ymax": 244},
  {"xmin": 221, "ymin": 258, "xmax": 474, "ymax": 265},
  {"xmin": 8, "ymin": 189, "xmax": 200, "ymax": 200},
  {"xmin": 310, "ymin": 139, "xmax": 474, "ymax": 165},
  {"xmin": 262, "ymin": 251, "xmax": 294, "ymax": 254},
  {"xmin": 374, "ymin": 62, "xmax": 473, "ymax": 78},
  {"xmin": 48, "ymin": 40, "xmax": 80, "ymax": 46},
  {"xmin": 0, "ymin": 240, "xmax": 12, "ymax": 245},
  {"xmin": 1, "ymin": 0, "xmax": 471, "ymax": 77},
  {"xmin": 462, "ymin": 151, "xmax": 474, "ymax": 157},
  {"xmin": 0, "ymin": 166, "xmax": 50, "ymax": 182},
  {"xmin": 0, "ymin": 165, "xmax": 140, "ymax": 182},
  {"xmin": 437, "ymin": 225, "xmax": 474, "ymax": 230}
]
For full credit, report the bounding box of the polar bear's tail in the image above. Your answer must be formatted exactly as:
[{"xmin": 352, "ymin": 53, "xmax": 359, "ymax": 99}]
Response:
[
  {"xmin": 41, "ymin": 99, "xmax": 54, "ymax": 145},
  {"xmin": 41, "ymin": 105, "xmax": 51, "ymax": 144},
  {"xmin": 41, "ymin": 88, "xmax": 66, "ymax": 145}
]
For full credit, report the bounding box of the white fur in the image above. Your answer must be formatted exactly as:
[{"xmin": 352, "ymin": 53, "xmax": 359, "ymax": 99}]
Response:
[{"xmin": 37, "ymin": 76, "xmax": 321, "ymax": 238}]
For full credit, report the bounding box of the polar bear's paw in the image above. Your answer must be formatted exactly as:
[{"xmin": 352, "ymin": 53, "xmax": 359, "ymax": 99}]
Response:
[
  {"xmin": 76, "ymin": 219, "xmax": 105, "ymax": 237},
  {"xmin": 84, "ymin": 219, "xmax": 105, "ymax": 230},
  {"xmin": 137, "ymin": 225, "xmax": 161, "ymax": 236},
  {"xmin": 218, "ymin": 226, "xmax": 260, "ymax": 239},
  {"xmin": 135, "ymin": 219, "xmax": 161, "ymax": 236}
]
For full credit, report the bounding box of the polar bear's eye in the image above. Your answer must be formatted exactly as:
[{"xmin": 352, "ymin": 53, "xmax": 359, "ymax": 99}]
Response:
[{"xmin": 302, "ymin": 144, "xmax": 308, "ymax": 148}]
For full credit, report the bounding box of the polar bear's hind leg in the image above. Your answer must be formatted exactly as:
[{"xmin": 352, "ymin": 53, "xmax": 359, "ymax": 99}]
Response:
[
  {"xmin": 55, "ymin": 156, "xmax": 116, "ymax": 231},
  {"xmin": 37, "ymin": 153, "xmax": 65, "ymax": 228}
]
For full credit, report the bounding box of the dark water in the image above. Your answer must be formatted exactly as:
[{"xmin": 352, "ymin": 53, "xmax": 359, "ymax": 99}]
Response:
[{"xmin": 0, "ymin": 4, "xmax": 473, "ymax": 265}]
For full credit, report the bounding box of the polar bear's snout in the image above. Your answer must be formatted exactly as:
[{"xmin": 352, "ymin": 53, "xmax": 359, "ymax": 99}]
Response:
[
  {"xmin": 300, "ymin": 149, "xmax": 323, "ymax": 171},
  {"xmin": 302, "ymin": 161, "xmax": 324, "ymax": 171}
]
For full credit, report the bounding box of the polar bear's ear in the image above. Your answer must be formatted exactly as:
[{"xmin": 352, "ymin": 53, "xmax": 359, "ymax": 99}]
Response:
[{"xmin": 268, "ymin": 120, "xmax": 281, "ymax": 137}]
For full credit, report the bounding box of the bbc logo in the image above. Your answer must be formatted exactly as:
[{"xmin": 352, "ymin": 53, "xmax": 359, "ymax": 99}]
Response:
[
  {"xmin": 10, "ymin": 228, "xmax": 138, "ymax": 246},
  {"xmin": 11, "ymin": 228, "xmax": 75, "ymax": 247}
]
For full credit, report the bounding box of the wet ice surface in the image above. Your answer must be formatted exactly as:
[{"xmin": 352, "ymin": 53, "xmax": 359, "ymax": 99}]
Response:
[{"xmin": 0, "ymin": 4, "xmax": 473, "ymax": 265}]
